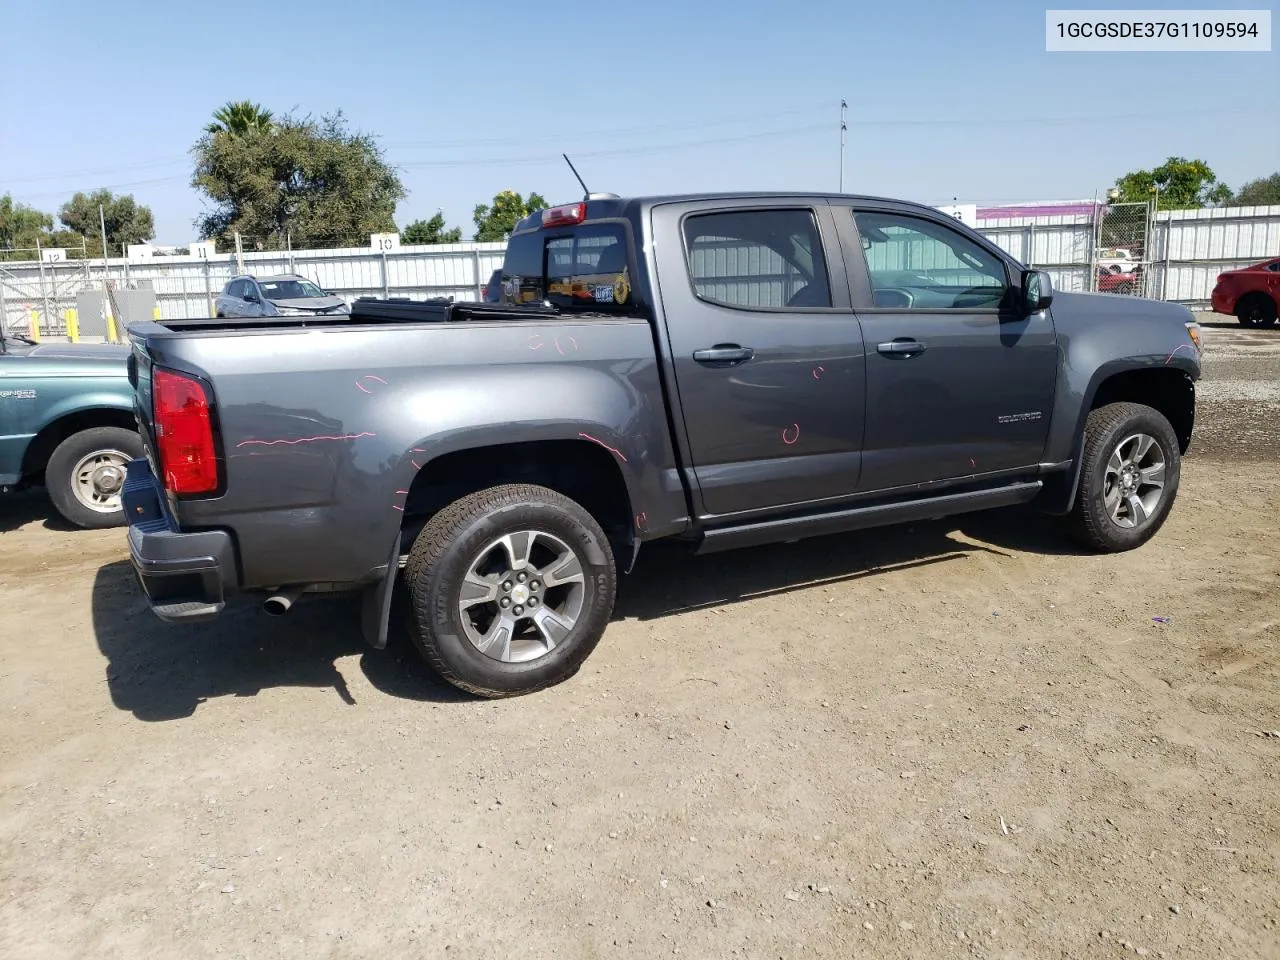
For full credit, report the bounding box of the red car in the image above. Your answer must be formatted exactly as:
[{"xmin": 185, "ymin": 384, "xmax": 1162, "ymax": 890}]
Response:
[
  {"xmin": 1211, "ymin": 256, "xmax": 1280, "ymax": 328},
  {"xmin": 1096, "ymin": 266, "xmax": 1140, "ymax": 295}
]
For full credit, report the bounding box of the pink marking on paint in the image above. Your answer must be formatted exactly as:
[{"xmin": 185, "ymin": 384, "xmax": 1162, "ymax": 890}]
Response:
[
  {"xmin": 812, "ymin": 365, "xmax": 825, "ymax": 380},
  {"xmin": 969, "ymin": 457, "xmax": 976, "ymax": 469},
  {"xmin": 412, "ymin": 448, "xmax": 427, "ymax": 453},
  {"xmin": 355, "ymin": 381, "xmax": 372, "ymax": 394},
  {"xmin": 411, "ymin": 459, "xmax": 422, "ymax": 470},
  {"xmin": 364, "ymin": 375, "xmax": 388, "ymax": 385},
  {"xmin": 1165, "ymin": 343, "xmax": 1196, "ymax": 365},
  {"xmin": 395, "ymin": 490, "xmax": 408, "ymax": 495},
  {"xmin": 781, "ymin": 423, "xmax": 801, "ymax": 445},
  {"xmin": 527, "ymin": 334, "xmax": 545, "ymax": 351},
  {"xmin": 235, "ymin": 432, "xmax": 375, "ymax": 448},
  {"xmin": 578, "ymin": 431, "xmax": 628, "ymax": 462},
  {"xmin": 555, "ymin": 339, "xmax": 566, "ymax": 355},
  {"xmin": 635, "ymin": 511, "xmax": 648, "ymax": 530},
  {"xmin": 557, "ymin": 334, "xmax": 578, "ymax": 353},
  {"xmin": 391, "ymin": 504, "xmax": 404, "ymax": 512}
]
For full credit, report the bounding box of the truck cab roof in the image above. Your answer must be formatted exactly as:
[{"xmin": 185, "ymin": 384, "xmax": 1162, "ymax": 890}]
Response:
[{"xmin": 512, "ymin": 192, "xmax": 952, "ymax": 235}]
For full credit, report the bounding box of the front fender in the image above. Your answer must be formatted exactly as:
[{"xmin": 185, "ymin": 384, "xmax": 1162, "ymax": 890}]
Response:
[{"xmin": 1041, "ymin": 293, "xmax": 1200, "ymax": 467}]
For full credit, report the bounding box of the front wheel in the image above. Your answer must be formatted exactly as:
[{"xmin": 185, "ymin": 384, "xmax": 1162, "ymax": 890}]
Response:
[
  {"xmin": 1065, "ymin": 402, "xmax": 1181, "ymax": 552},
  {"xmin": 45, "ymin": 426, "xmax": 143, "ymax": 529},
  {"xmin": 402, "ymin": 483, "xmax": 618, "ymax": 698}
]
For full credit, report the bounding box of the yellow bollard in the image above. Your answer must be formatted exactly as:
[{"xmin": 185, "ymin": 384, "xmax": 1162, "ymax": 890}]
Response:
[
  {"xmin": 106, "ymin": 313, "xmax": 118, "ymax": 343},
  {"xmin": 153, "ymin": 303, "xmax": 162, "ymax": 320},
  {"xmin": 65, "ymin": 308, "xmax": 79, "ymax": 342},
  {"xmin": 28, "ymin": 309, "xmax": 40, "ymax": 342}
]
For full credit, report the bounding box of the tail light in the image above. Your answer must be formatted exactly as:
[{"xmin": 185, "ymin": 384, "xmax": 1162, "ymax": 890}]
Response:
[
  {"xmin": 541, "ymin": 203, "xmax": 586, "ymax": 228},
  {"xmin": 153, "ymin": 368, "xmax": 219, "ymax": 496}
]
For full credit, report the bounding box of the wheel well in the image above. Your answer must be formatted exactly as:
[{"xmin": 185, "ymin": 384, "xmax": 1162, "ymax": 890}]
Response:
[
  {"xmin": 19, "ymin": 408, "xmax": 138, "ymax": 482},
  {"xmin": 1090, "ymin": 369, "xmax": 1195, "ymax": 454},
  {"xmin": 1237, "ymin": 290, "xmax": 1276, "ymax": 311},
  {"xmin": 403, "ymin": 439, "xmax": 634, "ymax": 540}
]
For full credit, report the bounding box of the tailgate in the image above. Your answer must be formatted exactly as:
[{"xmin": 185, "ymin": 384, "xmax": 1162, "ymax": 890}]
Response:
[{"xmin": 126, "ymin": 333, "xmax": 161, "ymax": 477}]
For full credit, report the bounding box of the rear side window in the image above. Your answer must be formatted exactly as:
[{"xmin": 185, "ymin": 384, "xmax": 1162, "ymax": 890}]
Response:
[
  {"xmin": 501, "ymin": 223, "xmax": 634, "ymax": 313},
  {"xmin": 682, "ymin": 209, "xmax": 832, "ymax": 310},
  {"xmin": 226, "ymin": 279, "xmax": 245, "ymax": 298}
]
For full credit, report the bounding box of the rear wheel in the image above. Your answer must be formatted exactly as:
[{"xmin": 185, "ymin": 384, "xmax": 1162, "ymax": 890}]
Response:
[
  {"xmin": 45, "ymin": 426, "xmax": 143, "ymax": 529},
  {"xmin": 1065, "ymin": 402, "xmax": 1181, "ymax": 553},
  {"xmin": 1237, "ymin": 294, "xmax": 1277, "ymax": 328},
  {"xmin": 402, "ymin": 483, "xmax": 617, "ymax": 698}
]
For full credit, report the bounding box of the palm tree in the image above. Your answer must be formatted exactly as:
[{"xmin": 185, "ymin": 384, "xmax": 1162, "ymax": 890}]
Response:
[{"xmin": 205, "ymin": 101, "xmax": 274, "ymax": 136}]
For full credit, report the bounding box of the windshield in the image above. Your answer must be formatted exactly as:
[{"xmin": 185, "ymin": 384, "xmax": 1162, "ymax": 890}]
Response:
[{"xmin": 259, "ymin": 279, "xmax": 326, "ymax": 300}]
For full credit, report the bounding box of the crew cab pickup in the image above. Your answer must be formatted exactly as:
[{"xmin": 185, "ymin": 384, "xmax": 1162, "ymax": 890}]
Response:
[{"xmin": 122, "ymin": 192, "xmax": 1203, "ymax": 698}]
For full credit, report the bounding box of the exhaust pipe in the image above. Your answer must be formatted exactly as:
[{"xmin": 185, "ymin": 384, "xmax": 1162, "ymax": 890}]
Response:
[{"xmin": 262, "ymin": 585, "xmax": 306, "ymax": 616}]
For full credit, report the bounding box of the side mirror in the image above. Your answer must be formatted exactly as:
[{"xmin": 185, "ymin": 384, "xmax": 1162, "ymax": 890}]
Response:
[
  {"xmin": 1021, "ymin": 269, "xmax": 1053, "ymax": 313},
  {"xmin": 244, "ymin": 292, "xmax": 259, "ymax": 303}
]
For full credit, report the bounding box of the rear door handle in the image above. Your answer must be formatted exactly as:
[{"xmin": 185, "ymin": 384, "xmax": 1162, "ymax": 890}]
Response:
[
  {"xmin": 693, "ymin": 344, "xmax": 754, "ymax": 365},
  {"xmin": 877, "ymin": 339, "xmax": 926, "ymax": 357}
]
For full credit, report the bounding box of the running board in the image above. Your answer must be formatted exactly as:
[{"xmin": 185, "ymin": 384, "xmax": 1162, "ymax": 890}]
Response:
[{"xmin": 693, "ymin": 481, "xmax": 1043, "ymax": 555}]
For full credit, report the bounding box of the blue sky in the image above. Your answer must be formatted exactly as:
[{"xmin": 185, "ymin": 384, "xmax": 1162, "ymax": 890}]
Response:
[{"xmin": 2, "ymin": 0, "xmax": 1275, "ymax": 244}]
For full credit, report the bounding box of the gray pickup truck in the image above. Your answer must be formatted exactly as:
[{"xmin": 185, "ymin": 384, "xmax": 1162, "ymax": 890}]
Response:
[{"xmin": 122, "ymin": 192, "xmax": 1203, "ymax": 697}]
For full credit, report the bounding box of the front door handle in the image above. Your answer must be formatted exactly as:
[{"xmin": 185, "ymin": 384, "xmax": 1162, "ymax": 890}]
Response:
[
  {"xmin": 693, "ymin": 344, "xmax": 754, "ymax": 366},
  {"xmin": 877, "ymin": 338, "xmax": 926, "ymax": 357}
]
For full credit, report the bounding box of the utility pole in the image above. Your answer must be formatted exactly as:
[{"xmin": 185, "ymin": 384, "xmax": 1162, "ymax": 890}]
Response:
[
  {"xmin": 99, "ymin": 204, "xmax": 113, "ymax": 341},
  {"xmin": 839, "ymin": 99, "xmax": 848, "ymax": 193}
]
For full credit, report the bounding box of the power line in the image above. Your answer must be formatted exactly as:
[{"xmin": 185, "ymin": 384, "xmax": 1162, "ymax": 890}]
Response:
[
  {"xmin": 396, "ymin": 124, "xmax": 831, "ymax": 169},
  {"xmin": 385, "ymin": 104, "xmax": 833, "ymax": 150},
  {"xmin": 3, "ymin": 105, "xmax": 1255, "ymax": 198},
  {"xmin": 2, "ymin": 157, "xmax": 189, "ymax": 186}
]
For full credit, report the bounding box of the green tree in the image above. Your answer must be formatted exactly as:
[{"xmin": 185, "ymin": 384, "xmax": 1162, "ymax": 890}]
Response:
[
  {"xmin": 0, "ymin": 194, "xmax": 54, "ymax": 257},
  {"xmin": 472, "ymin": 190, "xmax": 547, "ymax": 242},
  {"xmin": 1111, "ymin": 157, "xmax": 1233, "ymax": 209},
  {"xmin": 205, "ymin": 100, "xmax": 274, "ymax": 137},
  {"xmin": 401, "ymin": 211, "xmax": 462, "ymax": 244},
  {"xmin": 191, "ymin": 109, "xmax": 407, "ymax": 249},
  {"xmin": 1234, "ymin": 173, "xmax": 1280, "ymax": 206},
  {"xmin": 59, "ymin": 189, "xmax": 154, "ymax": 257}
]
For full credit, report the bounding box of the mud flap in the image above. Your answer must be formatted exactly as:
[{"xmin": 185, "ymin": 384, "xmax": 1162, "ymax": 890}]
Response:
[{"xmin": 360, "ymin": 539, "xmax": 401, "ymax": 650}]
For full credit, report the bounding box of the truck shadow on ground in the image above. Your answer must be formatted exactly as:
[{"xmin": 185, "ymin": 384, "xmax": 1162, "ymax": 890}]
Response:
[
  {"xmin": 90, "ymin": 506, "xmax": 1080, "ymax": 721},
  {"xmin": 615, "ymin": 506, "xmax": 1078, "ymax": 621},
  {"xmin": 0, "ymin": 489, "xmax": 78, "ymax": 534}
]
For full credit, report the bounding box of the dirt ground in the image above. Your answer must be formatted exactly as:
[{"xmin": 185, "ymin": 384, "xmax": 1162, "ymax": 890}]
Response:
[{"xmin": 2, "ymin": 315, "xmax": 1278, "ymax": 960}]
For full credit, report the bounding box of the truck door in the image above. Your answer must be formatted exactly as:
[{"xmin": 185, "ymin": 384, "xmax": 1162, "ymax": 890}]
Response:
[
  {"xmin": 838, "ymin": 204, "xmax": 1058, "ymax": 492},
  {"xmin": 651, "ymin": 200, "xmax": 867, "ymax": 520}
]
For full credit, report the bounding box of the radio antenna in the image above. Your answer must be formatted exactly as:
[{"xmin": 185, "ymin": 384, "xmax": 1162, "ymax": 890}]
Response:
[{"xmin": 563, "ymin": 154, "xmax": 590, "ymax": 199}]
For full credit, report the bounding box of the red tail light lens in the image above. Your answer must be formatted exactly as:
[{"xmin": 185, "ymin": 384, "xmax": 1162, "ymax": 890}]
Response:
[
  {"xmin": 541, "ymin": 203, "xmax": 586, "ymax": 228},
  {"xmin": 153, "ymin": 369, "xmax": 219, "ymax": 496}
]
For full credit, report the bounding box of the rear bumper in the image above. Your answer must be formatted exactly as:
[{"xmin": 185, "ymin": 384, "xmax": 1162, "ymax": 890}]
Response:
[
  {"xmin": 123, "ymin": 458, "xmax": 237, "ymax": 622},
  {"xmin": 1210, "ymin": 287, "xmax": 1232, "ymax": 315}
]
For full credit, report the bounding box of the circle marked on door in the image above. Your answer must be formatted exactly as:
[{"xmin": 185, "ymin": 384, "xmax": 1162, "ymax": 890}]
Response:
[{"xmin": 782, "ymin": 423, "xmax": 801, "ymax": 445}]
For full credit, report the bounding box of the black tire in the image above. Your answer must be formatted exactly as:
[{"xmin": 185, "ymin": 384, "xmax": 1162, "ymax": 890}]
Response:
[
  {"xmin": 45, "ymin": 426, "xmax": 143, "ymax": 529},
  {"xmin": 402, "ymin": 483, "xmax": 617, "ymax": 698},
  {"xmin": 1065, "ymin": 402, "xmax": 1181, "ymax": 553},
  {"xmin": 1237, "ymin": 294, "xmax": 1277, "ymax": 328}
]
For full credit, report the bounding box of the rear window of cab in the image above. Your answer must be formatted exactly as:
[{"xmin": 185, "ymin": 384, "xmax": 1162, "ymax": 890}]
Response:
[{"xmin": 501, "ymin": 222, "xmax": 635, "ymax": 313}]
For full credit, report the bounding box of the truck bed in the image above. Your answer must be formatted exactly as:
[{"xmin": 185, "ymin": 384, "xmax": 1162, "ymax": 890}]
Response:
[
  {"xmin": 127, "ymin": 302, "xmax": 686, "ymax": 592},
  {"xmin": 153, "ymin": 298, "xmax": 605, "ymax": 334}
]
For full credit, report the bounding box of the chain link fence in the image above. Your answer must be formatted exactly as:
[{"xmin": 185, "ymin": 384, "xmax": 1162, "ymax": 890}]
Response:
[{"xmin": 1092, "ymin": 201, "xmax": 1153, "ymax": 298}]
